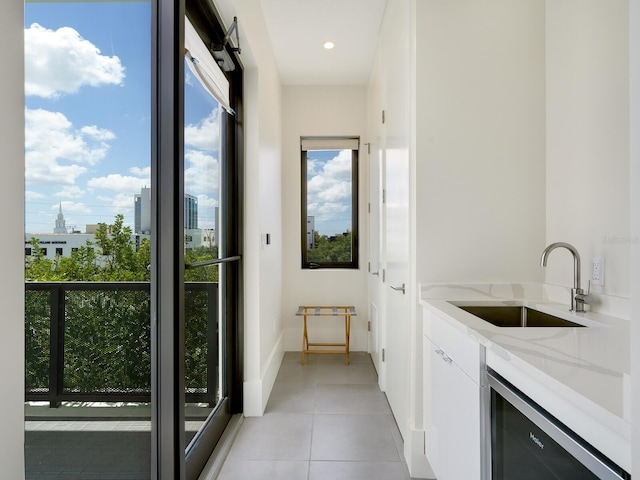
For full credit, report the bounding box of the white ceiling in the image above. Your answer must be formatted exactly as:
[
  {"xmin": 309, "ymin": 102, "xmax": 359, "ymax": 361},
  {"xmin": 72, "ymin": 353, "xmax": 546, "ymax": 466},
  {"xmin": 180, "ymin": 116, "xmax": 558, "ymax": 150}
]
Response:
[{"xmin": 259, "ymin": 0, "xmax": 388, "ymax": 85}]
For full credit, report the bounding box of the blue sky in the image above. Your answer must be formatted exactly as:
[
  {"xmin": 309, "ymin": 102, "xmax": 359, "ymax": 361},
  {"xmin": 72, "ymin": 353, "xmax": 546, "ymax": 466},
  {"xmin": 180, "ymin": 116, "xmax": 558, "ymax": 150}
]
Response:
[{"xmin": 25, "ymin": 1, "xmax": 219, "ymax": 233}]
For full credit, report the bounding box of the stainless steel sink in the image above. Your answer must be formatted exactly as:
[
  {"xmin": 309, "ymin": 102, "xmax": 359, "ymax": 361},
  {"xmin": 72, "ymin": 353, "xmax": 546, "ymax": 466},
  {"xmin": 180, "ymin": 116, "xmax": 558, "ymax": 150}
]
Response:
[{"xmin": 457, "ymin": 305, "xmax": 585, "ymax": 328}]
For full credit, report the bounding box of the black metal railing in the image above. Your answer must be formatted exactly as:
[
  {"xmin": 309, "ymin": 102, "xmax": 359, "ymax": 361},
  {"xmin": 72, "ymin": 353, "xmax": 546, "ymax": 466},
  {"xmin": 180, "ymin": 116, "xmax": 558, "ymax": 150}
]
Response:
[{"xmin": 25, "ymin": 282, "xmax": 219, "ymax": 408}]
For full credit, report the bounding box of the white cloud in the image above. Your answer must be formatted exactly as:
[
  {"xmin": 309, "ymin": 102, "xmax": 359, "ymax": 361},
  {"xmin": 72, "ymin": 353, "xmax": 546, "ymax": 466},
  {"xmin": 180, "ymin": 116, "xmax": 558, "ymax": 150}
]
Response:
[
  {"xmin": 25, "ymin": 191, "xmax": 45, "ymax": 201},
  {"xmin": 112, "ymin": 193, "xmax": 137, "ymax": 212},
  {"xmin": 307, "ymin": 150, "xmax": 352, "ymax": 205},
  {"xmin": 129, "ymin": 166, "xmax": 151, "ymax": 178},
  {"xmin": 25, "ymin": 23, "xmax": 125, "ymax": 98},
  {"xmin": 25, "ymin": 108, "xmax": 115, "ymax": 186},
  {"xmin": 55, "ymin": 186, "xmax": 86, "ymax": 198},
  {"xmin": 183, "ymin": 109, "xmax": 220, "ymax": 198},
  {"xmin": 185, "ymin": 150, "xmax": 219, "ymax": 196},
  {"xmin": 80, "ymin": 125, "xmax": 116, "ymax": 141},
  {"xmin": 196, "ymin": 194, "xmax": 219, "ymax": 229},
  {"xmin": 306, "ymin": 150, "xmax": 353, "ymax": 232},
  {"xmin": 88, "ymin": 174, "xmax": 149, "ymax": 193},
  {"xmin": 185, "ymin": 108, "xmax": 220, "ymax": 151},
  {"xmin": 54, "ymin": 201, "xmax": 91, "ymax": 214},
  {"xmin": 91, "ymin": 193, "xmax": 136, "ymax": 217},
  {"xmin": 197, "ymin": 194, "xmax": 218, "ymax": 209},
  {"xmin": 185, "ymin": 71, "xmax": 194, "ymax": 87}
]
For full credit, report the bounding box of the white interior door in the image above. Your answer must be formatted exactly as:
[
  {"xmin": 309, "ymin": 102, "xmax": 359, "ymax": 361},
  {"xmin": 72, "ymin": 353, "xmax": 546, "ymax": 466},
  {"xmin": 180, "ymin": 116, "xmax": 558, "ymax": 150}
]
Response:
[
  {"xmin": 367, "ymin": 48, "xmax": 385, "ymax": 378},
  {"xmin": 379, "ymin": 0, "xmax": 412, "ymax": 442},
  {"xmin": 383, "ymin": 146, "xmax": 410, "ymax": 442},
  {"xmin": 368, "ymin": 142, "xmax": 382, "ymax": 374}
]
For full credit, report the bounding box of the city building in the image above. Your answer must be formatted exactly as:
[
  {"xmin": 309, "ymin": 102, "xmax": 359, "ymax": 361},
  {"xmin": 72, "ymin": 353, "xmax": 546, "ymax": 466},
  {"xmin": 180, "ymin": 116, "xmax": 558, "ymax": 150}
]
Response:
[
  {"xmin": 134, "ymin": 187, "xmax": 151, "ymax": 234},
  {"xmin": 134, "ymin": 187, "xmax": 201, "ymax": 234},
  {"xmin": 53, "ymin": 202, "xmax": 67, "ymax": 234},
  {"xmin": 24, "ymin": 233, "xmax": 95, "ymax": 259},
  {"xmin": 184, "ymin": 193, "xmax": 198, "ymax": 230}
]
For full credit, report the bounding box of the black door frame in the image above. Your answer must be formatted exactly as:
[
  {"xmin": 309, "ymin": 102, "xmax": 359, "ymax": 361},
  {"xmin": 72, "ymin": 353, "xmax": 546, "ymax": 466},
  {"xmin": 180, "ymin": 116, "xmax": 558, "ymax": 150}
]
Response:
[{"xmin": 152, "ymin": 0, "xmax": 243, "ymax": 478}]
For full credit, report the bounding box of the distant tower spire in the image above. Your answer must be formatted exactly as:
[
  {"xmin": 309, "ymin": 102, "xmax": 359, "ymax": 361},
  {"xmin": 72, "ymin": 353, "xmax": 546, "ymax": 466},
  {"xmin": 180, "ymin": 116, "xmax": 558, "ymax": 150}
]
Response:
[{"xmin": 54, "ymin": 202, "xmax": 68, "ymax": 234}]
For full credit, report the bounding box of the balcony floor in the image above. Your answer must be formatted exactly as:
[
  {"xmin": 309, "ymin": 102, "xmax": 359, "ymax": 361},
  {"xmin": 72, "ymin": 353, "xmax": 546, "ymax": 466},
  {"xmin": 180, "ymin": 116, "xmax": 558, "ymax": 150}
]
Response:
[
  {"xmin": 214, "ymin": 352, "xmax": 418, "ymax": 480},
  {"xmin": 25, "ymin": 404, "xmax": 208, "ymax": 479}
]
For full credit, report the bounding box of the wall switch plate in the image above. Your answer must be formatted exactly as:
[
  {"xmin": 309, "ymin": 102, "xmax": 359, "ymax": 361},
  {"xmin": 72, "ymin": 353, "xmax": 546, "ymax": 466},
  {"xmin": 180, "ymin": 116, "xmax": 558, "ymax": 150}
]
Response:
[{"xmin": 591, "ymin": 257, "xmax": 605, "ymax": 286}]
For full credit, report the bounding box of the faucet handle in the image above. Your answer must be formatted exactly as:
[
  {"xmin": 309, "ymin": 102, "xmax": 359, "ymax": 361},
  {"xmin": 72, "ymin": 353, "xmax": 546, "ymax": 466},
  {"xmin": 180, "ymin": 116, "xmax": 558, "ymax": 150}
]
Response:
[{"xmin": 574, "ymin": 281, "xmax": 590, "ymax": 310}]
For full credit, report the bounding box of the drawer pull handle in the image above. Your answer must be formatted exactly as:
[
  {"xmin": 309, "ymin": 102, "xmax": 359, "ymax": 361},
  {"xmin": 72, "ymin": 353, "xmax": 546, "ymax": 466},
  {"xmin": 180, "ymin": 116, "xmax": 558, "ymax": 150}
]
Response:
[{"xmin": 435, "ymin": 349, "xmax": 452, "ymax": 364}]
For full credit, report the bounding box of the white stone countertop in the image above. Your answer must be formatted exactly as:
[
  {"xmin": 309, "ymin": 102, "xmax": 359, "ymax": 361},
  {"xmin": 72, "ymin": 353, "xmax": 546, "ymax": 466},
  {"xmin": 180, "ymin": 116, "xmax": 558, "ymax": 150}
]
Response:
[{"xmin": 418, "ymin": 283, "xmax": 631, "ymax": 473}]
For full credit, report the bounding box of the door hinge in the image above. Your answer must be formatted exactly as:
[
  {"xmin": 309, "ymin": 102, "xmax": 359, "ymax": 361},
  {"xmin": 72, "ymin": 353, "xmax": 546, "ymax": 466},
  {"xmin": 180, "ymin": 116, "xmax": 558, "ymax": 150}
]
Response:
[
  {"xmin": 382, "ymin": 348, "xmax": 385, "ymax": 362},
  {"xmin": 368, "ymin": 202, "xmax": 371, "ymax": 213},
  {"xmin": 368, "ymin": 261, "xmax": 371, "ymax": 273},
  {"xmin": 382, "ymin": 269, "xmax": 386, "ymax": 282},
  {"xmin": 367, "ymin": 143, "xmax": 371, "ymax": 154},
  {"xmin": 368, "ymin": 321, "xmax": 371, "ymax": 332},
  {"xmin": 382, "ymin": 110, "xmax": 385, "ymax": 124},
  {"xmin": 382, "ymin": 189, "xmax": 386, "ymax": 204}
]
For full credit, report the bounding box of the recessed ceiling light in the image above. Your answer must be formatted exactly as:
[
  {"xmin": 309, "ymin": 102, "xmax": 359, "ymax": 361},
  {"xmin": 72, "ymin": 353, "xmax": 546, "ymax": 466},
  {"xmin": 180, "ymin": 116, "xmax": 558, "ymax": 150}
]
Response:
[{"xmin": 323, "ymin": 41, "xmax": 335, "ymax": 50}]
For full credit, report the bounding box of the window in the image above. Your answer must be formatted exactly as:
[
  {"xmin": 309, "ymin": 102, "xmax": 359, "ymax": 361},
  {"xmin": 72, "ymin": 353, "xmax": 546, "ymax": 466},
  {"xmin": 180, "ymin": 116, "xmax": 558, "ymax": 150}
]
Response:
[
  {"xmin": 301, "ymin": 137, "xmax": 359, "ymax": 269},
  {"xmin": 25, "ymin": 248, "xmax": 32, "ymax": 256},
  {"xmin": 55, "ymin": 248, "xmax": 63, "ymax": 256},
  {"xmin": 40, "ymin": 248, "xmax": 47, "ymax": 256}
]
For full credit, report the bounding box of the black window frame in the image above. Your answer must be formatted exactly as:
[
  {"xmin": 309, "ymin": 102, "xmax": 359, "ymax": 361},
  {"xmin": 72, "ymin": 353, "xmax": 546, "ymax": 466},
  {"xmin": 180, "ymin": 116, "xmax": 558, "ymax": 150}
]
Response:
[{"xmin": 300, "ymin": 140, "xmax": 359, "ymax": 269}]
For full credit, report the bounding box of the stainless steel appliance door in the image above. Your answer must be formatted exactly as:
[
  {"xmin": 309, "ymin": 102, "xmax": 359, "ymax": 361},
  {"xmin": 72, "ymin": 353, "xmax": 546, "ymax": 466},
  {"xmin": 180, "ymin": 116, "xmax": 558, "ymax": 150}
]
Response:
[{"xmin": 488, "ymin": 372, "xmax": 630, "ymax": 480}]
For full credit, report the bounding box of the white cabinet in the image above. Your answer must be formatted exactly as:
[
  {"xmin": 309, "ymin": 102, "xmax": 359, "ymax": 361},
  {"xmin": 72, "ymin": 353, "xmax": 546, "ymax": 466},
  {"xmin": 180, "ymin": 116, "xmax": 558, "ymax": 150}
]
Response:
[{"xmin": 423, "ymin": 308, "xmax": 485, "ymax": 480}]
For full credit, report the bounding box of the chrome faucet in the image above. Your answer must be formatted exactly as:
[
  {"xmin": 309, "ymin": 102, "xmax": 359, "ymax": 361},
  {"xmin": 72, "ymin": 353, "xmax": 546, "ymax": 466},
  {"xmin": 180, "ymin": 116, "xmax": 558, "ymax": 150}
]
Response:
[{"xmin": 540, "ymin": 242, "xmax": 588, "ymax": 312}]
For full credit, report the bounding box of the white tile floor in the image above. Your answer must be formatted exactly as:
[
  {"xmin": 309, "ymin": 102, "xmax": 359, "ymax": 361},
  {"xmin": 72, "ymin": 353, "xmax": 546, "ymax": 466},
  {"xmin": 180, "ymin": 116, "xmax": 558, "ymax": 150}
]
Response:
[{"xmin": 216, "ymin": 352, "xmax": 418, "ymax": 480}]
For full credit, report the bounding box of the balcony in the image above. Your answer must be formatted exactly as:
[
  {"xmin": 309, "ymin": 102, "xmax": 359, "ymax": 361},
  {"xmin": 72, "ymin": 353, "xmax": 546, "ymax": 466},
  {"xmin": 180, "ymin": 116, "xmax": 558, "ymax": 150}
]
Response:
[{"xmin": 25, "ymin": 281, "xmax": 219, "ymax": 479}]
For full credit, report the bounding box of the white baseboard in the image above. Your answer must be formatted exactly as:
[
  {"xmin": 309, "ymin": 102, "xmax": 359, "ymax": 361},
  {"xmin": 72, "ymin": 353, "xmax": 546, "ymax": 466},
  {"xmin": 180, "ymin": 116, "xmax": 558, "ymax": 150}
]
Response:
[
  {"xmin": 404, "ymin": 425, "xmax": 435, "ymax": 479},
  {"xmin": 243, "ymin": 332, "xmax": 284, "ymax": 416}
]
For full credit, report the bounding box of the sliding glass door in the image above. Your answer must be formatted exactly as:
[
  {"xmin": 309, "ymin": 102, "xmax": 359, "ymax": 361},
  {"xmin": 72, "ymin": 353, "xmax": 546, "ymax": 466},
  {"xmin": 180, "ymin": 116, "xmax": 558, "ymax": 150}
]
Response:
[
  {"xmin": 24, "ymin": 0, "xmax": 242, "ymax": 478},
  {"xmin": 182, "ymin": 6, "xmax": 243, "ymax": 477}
]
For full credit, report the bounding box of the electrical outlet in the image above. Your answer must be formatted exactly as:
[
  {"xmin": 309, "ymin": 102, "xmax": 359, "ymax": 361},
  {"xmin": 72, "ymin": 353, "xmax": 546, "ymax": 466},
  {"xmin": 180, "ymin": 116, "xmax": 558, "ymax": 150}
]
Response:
[{"xmin": 591, "ymin": 257, "xmax": 605, "ymax": 286}]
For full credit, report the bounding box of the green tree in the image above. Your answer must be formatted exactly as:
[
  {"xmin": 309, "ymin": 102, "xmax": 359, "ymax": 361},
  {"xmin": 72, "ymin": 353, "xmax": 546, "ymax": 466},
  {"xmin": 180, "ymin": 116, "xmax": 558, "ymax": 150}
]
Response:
[
  {"xmin": 308, "ymin": 231, "xmax": 352, "ymax": 263},
  {"xmin": 185, "ymin": 245, "xmax": 219, "ymax": 282},
  {"xmin": 25, "ymin": 238, "xmax": 55, "ymax": 281},
  {"xmin": 94, "ymin": 214, "xmax": 150, "ymax": 281},
  {"xmin": 25, "ymin": 214, "xmax": 151, "ymax": 282},
  {"xmin": 25, "ymin": 215, "xmax": 215, "ymax": 395}
]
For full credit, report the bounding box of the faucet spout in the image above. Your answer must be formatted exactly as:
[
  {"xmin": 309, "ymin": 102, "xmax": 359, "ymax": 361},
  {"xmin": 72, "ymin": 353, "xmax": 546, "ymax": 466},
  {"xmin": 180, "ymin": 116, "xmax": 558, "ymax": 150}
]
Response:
[{"xmin": 540, "ymin": 242, "xmax": 586, "ymax": 312}]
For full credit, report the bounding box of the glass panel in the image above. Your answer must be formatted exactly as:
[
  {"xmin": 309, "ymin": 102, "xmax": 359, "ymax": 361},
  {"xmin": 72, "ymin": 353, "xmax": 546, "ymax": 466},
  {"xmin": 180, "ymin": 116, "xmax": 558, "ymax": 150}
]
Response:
[
  {"xmin": 184, "ymin": 55, "xmax": 223, "ymax": 449},
  {"xmin": 305, "ymin": 149, "xmax": 354, "ymax": 263},
  {"xmin": 24, "ymin": 2, "xmax": 152, "ymax": 478}
]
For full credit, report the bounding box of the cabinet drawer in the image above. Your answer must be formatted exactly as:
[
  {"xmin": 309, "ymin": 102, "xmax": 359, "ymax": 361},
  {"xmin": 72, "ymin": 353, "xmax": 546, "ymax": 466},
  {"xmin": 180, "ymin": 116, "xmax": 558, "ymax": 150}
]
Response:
[{"xmin": 424, "ymin": 308, "xmax": 483, "ymax": 384}]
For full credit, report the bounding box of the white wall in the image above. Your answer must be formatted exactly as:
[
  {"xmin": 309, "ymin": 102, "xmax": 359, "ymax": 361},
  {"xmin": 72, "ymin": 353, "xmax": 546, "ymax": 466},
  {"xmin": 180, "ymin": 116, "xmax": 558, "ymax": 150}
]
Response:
[
  {"xmin": 0, "ymin": 0, "xmax": 25, "ymax": 477},
  {"xmin": 281, "ymin": 86, "xmax": 369, "ymax": 352},
  {"xmin": 545, "ymin": 1, "xmax": 630, "ymax": 314},
  {"xmin": 405, "ymin": 1, "xmax": 545, "ymax": 476},
  {"xmin": 215, "ymin": 0, "xmax": 284, "ymax": 416},
  {"xmin": 415, "ymin": 0, "xmax": 547, "ymax": 285},
  {"xmin": 629, "ymin": 0, "xmax": 639, "ymax": 476}
]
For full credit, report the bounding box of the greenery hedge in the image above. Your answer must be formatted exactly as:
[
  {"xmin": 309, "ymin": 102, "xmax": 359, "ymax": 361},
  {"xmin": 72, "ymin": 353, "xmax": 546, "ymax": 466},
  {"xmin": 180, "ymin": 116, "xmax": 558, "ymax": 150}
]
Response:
[{"xmin": 25, "ymin": 215, "xmax": 219, "ymax": 397}]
